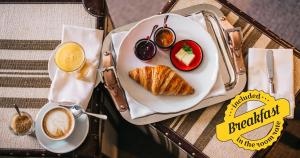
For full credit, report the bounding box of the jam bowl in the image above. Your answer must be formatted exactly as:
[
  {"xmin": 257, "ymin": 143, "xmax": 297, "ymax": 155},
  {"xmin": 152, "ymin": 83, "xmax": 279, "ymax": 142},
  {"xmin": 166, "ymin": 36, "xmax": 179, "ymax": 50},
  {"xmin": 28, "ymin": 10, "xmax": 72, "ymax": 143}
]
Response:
[
  {"xmin": 134, "ymin": 38, "xmax": 157, "ymax": 62},
  {"xmin": 154, "ymin": 27, "xmax": 176, "ymax": 50}
]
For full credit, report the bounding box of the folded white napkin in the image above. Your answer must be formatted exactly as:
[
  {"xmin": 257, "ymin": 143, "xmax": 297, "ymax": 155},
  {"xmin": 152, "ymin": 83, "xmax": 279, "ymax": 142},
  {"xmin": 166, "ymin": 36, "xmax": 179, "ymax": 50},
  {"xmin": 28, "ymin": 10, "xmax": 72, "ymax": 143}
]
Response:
[
  {"xmin": 48, "ymin": 25, "xmax": 103, "ymax": 109},
  {"xmin": 112, "ymin": 13, "xmax": 226, "ymax": 119},
  {"xmin": 247, "ymin": 48, "xmax": 295, "ymax": 118}
]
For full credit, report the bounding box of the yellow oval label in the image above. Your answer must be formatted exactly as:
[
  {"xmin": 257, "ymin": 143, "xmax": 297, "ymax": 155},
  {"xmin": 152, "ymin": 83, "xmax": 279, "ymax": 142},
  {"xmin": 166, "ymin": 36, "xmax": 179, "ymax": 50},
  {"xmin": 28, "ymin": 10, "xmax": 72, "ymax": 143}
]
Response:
[{"xmin": 216, "ymin": 90, "xmax": 290, "ymax": 150}]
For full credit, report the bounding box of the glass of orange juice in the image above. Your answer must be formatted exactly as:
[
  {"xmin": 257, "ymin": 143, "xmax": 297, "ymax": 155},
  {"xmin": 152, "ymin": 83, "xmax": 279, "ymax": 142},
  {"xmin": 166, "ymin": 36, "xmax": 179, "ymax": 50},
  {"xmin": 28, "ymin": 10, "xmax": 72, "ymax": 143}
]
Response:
[{"xmin": 54, "ymin": 42, "xmax": 86, "ymax": 72}]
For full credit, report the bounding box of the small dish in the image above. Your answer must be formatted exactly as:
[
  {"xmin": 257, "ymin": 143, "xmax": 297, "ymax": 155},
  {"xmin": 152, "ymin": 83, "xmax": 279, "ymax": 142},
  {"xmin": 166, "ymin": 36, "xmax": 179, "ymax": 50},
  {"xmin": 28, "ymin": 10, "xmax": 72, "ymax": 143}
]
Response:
[
  {"xmin": 9, "ymin": 111, "xmax": 35, "ymax": 136},
  {"xmin": 134, "ymin": 39, "xmax": 157, "ymax": 62},
  {"xmin": 154, "ymin": 27, "xmax": 176, "ymax": 50},
  {"xmin": 170, "ymin": 40, "xmax": 203, "ymax": 71}
]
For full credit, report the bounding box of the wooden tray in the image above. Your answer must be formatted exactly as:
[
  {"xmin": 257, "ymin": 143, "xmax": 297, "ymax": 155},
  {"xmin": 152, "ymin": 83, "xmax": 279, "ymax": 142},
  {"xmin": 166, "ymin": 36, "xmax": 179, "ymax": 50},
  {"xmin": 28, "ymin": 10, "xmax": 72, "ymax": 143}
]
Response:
[{"xmin": 101, "ymin": 4, "xmax": 247, "ymax": 125}]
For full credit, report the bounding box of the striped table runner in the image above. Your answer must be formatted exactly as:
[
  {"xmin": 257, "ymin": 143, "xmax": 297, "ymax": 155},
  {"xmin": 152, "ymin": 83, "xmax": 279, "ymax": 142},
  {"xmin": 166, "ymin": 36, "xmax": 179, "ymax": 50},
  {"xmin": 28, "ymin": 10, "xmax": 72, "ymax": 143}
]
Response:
[
  {"xmin": 143, "ymin": 0, "xmax": 300, "ymax": 158},
  {"xmin": 0, "ymin": 4, "xmax": 96, "ymax": 149}
]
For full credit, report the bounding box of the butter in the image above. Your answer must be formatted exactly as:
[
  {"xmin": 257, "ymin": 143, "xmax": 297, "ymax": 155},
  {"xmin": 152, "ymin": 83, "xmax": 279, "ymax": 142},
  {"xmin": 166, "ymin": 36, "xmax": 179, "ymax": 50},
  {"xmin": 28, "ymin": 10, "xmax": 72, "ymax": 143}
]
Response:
[
  {"xmin": 182, "ymin": 53, "xmax": 195, "ymax": 66},
  {"xmin": 175, "ymin": 47, "xmax": 195, "ymax": 66},
  {"xmin": 175, "ymin": 48, "xmax": 186, "ymax": 61}
]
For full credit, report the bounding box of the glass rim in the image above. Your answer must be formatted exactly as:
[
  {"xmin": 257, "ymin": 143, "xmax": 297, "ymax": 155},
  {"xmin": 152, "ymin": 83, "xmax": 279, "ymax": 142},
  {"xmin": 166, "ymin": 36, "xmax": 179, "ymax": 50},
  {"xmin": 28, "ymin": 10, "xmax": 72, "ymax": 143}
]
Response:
[{"xmin": 54, "ymin": 41, "xmax": 86, "ymax": 72}]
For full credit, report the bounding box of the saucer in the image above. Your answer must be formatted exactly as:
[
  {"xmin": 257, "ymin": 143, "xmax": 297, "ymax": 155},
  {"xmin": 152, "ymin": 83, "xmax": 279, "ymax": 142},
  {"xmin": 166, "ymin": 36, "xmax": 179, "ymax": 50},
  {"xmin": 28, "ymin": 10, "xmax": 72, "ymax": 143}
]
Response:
[
  {"xmin": 48, "ymin": 53, "xmax": 101, "ymax": 87},
  {"xmin": 35, "ymin": 102, "xmax": 89, "ymax": 153}
]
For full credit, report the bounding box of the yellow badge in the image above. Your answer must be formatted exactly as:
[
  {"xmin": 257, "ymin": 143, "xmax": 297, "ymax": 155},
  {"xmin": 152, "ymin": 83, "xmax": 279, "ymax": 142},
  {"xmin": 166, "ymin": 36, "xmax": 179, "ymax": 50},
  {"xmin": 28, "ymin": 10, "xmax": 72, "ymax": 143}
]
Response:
[{"xmin": 216, "ymin": 90, "xmax": 290, "ymax": 150}]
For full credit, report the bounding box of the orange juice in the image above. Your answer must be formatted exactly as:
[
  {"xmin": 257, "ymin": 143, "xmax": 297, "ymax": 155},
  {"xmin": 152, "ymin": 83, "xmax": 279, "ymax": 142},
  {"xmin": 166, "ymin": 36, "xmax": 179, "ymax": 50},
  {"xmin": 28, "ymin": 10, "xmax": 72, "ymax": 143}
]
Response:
[{"xmin": 54, "ymin": 42, "xmax": 85, "ymax": 72}]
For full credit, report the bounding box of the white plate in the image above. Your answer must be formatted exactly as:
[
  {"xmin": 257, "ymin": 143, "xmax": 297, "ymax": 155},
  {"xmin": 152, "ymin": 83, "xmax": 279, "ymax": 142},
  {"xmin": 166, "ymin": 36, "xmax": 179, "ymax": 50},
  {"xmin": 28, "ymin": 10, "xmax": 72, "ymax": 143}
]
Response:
[
  {"xmin": 117, "ymin": 14, "xmax": 219, "ymax": 113},
  {"xmin": 48, "ymin": 53, "xmax": 101, "ymax": 87},
  {"xmin": 35, "ymin": 102, "xmax": 89, "ymax": 153}
]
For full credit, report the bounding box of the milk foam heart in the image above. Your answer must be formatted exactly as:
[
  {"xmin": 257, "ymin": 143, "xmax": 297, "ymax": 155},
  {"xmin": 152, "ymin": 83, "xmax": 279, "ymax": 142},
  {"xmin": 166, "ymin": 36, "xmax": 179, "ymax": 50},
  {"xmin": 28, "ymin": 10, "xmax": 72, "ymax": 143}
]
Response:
[{"xmin": 42, "ymin": 107, "xmax": 74, "ymax": 139}]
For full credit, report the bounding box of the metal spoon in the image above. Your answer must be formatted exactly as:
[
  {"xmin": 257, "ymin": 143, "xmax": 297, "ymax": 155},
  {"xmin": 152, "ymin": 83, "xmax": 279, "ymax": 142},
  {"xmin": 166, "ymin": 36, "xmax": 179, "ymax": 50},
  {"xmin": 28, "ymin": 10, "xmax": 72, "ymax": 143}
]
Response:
[
  {"xmin": 14, "ymin": 104, "xmax": 21, "ymax": 116},
  {"xmin": 141, "ymin": 25, "xmax": 158, "ymax": 49},
  {"xmin": 163, "ymin": 15, "xmax": 169, "ymax": 28},
  {"xmin": 70, "ymin": 104, "xmax": 107, "ymax": 120},
  {"xmin": 148, "ymin": 24, "xmax": 158, "ymax": 41}
]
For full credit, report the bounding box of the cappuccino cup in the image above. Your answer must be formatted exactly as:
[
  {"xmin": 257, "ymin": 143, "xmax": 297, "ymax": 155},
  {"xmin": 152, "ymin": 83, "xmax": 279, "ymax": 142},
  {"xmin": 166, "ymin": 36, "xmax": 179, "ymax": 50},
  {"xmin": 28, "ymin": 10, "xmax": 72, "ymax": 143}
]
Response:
[{"xmin": 41, "ymin": 106, "xmax": 75, "ymax": 141}]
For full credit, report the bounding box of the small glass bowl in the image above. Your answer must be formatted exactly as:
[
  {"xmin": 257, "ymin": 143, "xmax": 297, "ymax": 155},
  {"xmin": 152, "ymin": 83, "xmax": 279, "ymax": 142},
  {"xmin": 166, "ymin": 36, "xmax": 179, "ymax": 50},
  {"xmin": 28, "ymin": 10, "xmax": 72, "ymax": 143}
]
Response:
[
  {"xmin": 154, "ymin": 27, "xmax": 176, "ymax": 50},
  {"xmin": 9, "ymin": 111, "xmax": 35, "ymax": 136},
  {"xmin": 134, "ymin": 39, "xmax": 157, "ymax": 62}
]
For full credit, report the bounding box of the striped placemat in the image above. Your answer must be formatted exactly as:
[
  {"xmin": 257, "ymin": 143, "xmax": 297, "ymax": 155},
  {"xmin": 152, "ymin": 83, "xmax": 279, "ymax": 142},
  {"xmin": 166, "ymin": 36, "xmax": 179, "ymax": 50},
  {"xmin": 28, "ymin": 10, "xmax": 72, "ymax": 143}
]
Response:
[
  {"xmin": 0, "ymin": 3, "xmax": 96, "ymax": 149},
  {"xmin": 144, "ymin": 0, "xmax": 300, "ymax": 158}
]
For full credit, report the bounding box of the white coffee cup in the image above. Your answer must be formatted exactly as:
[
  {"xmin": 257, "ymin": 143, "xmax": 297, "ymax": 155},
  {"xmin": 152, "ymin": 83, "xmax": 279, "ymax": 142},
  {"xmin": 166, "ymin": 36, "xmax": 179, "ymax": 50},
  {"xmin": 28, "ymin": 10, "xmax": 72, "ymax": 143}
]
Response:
[{"xmin": 41, "ymin": 106, "xmax": 75, "ymax": 141}]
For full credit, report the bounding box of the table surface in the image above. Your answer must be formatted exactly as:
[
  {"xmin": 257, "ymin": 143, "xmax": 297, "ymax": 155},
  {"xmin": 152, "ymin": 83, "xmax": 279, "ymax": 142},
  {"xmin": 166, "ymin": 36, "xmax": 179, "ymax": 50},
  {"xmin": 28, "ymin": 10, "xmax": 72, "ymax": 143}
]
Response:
[
  {"xmin": 103, "ymin": 0, "xmax": 300, "ymax": 158},
  {"xmin": 228, "ymin": 0, "xmax": 300, "ymax": 50},
  {"xmin": 1, "ymin": 0, "xmax": 299, "ymax": 158},
  {"xmin": 156, "ymin": 1, "xmax": 300, "ymax": 158},
  {"xmin": 0, "ymin": 1, "xmax": 105, "ymax": 157}
]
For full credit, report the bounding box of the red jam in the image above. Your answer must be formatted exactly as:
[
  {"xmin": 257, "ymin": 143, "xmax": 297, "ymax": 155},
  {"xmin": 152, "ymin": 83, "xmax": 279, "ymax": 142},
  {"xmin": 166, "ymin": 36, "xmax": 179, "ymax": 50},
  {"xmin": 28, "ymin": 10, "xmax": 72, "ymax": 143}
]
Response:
[{"xmin": 134, "ymin": 39, "xmax": 157, "ymax": 61}]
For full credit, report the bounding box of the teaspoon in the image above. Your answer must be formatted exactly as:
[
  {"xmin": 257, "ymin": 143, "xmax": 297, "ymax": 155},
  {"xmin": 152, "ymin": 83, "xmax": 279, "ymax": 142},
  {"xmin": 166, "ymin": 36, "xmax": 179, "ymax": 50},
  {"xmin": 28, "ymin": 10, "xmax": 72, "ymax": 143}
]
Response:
[
  {"xmin": 14, "ymin": 104, "xmax": 21, "ymax": 116},
  {"xmin": 70, "ymin": 104, "xmax": 107, "ymax": 120},
  {"xmin": 163, "ymin": 15, "xmax": 169, "ymax": 28},
  {"xmin": 141, "ymin": 24, "xmax": 158, "ymax": 49}
]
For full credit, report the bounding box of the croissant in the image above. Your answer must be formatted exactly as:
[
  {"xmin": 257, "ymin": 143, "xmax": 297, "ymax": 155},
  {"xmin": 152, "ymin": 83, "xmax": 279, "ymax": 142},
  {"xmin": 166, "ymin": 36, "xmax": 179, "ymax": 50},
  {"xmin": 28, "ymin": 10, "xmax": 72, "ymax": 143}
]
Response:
[{"xmin": 128, "ymin": 65, "xmax": 194, "ymax": 95}]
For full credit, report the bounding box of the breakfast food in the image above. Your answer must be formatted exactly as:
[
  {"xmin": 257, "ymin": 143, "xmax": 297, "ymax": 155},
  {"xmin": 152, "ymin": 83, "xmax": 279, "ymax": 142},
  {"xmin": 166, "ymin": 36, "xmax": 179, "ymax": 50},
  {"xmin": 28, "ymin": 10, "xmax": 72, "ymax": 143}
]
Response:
[
  {"xmin": 128, "ymin": 65, "xmax": 194, "ymax": 95},
  {"xmin": 154, "ymin": 27, "xmax": 176, "ymax": 49},
  {"xmin": 10, "ymin": 112, "xmax": 33, "ymax": 135},
  {"xmin": 42, "ymin": 107, "xmax": 74, "ymax": 140},
  {"xmin": 134, "ymin": 39, "xmax": 157, "ymax": 61},
  {"xmin": 175, "ymin": 45, "xmax": 195, "ymax": 66},
  {"xmin": 170, "ymin": 40, "xmax": 203, "ymax": 71},
  {"xmin": 54, "ymin": 42, "xmax": 85, "ymax": 72}
]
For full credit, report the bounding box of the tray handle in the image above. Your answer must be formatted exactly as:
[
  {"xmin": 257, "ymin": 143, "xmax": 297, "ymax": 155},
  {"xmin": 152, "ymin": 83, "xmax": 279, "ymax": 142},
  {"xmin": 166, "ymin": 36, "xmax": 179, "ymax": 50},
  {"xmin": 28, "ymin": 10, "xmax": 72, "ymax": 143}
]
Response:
[{"xmin": 220, "ymin": 17, "xmax": 246, "ymax": 74}]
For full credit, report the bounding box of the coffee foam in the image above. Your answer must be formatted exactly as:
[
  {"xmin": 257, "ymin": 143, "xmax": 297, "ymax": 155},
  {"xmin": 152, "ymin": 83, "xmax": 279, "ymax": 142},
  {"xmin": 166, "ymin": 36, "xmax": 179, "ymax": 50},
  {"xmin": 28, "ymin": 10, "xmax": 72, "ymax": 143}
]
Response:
[{"xmin": 42, "ymin": 108, "xmax": 73, "ymax": 139}]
